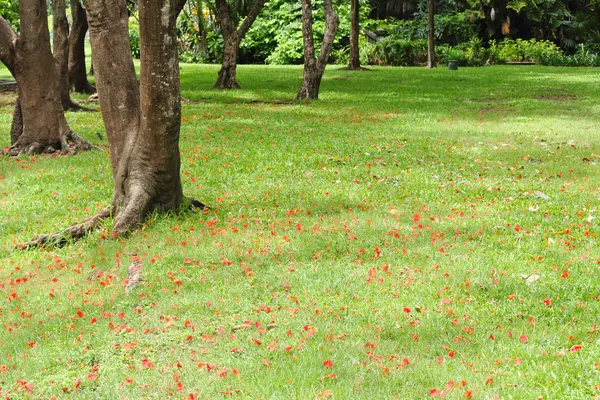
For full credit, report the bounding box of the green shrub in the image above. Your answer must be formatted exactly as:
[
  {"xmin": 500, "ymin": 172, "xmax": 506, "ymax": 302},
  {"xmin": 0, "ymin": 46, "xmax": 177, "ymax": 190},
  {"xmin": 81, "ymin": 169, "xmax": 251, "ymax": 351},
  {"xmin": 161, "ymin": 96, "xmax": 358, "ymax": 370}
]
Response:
[
  {"xmin": 436, "ymin": 38, "xmax": 489, "ymax": 66},
  {"xmin": 488, "ymin": 38, "xmax": 563, "ymax": 64},
  {"xmin": 242, "ymin": 0, "xmax": 369, "ymax": 65},
  {"xmin": 368, "ymin": 38, "xmax": 428, "ymax": 66}
]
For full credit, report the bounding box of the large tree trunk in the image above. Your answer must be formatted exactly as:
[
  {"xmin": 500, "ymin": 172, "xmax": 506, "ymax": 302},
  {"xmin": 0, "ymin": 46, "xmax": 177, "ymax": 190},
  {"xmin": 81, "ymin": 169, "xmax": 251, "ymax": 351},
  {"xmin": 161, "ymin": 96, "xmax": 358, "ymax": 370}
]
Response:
[
  {"xmin": 427, "ymin": 0, "xmax": 436, "ymax": 68},
  {"xmin": 85, "ymin": 0, "xmax": 186, "ymax": 234},
  {"xmin": 348, "ymin": 0, "xmax": 361, "ymax": 70},
  {"xmin": 8, "ymin": 0, "xmax": 83, "ymax": 155},
  {"xmin": 213, "ymin": 0, "xmax": 266, "ymax": 90},
  {"xmin": 215, "ymin": 36, "xmax": 240, "ymax": 89},
  {"xmin": 297, "ymin": 0, "xmax": 339, "ymax": 100},
  {"xmin": 86, "ymin": 0, "xmax": 140, "ymax": 187},
  {"xmin": 68, "ymin": 0, "xmax": 95, "ymax": 94},
  {"xmin": 1, "ymin": 13, "xmax": 92, "ymax": 156},
  {"xmin": 18, "ymin": 0, "xmax": 203, "ymax": 248},
  {"xmin": 122, "ymin": 0, "xmax": 185, "ymax": 232}
]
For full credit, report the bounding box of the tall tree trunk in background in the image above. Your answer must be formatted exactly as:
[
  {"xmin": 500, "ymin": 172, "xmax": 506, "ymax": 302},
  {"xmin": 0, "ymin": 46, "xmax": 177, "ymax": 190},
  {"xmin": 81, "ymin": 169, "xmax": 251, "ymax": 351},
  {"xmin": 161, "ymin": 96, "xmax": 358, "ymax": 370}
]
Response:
[
  {"xmin": 68, "ymin": 0, "xmax": 95, "ymax": 93},
  {"xmin": 53, "ymin": 0, "xmax": 80, "ymax": 110},
  {"xmin": 81, "ymin": 0, "xmax": 189, "ymax": 235},
  {"xmin": 214, "ymin": 0, "xmax": 266, "ymax": 89},
  {"xmin": 196, "ymin": 0, "xmax": 208, "ymax": 56},
  {"xmin": 1, "ymin": 1, "xmax": 92, "ymax": 155},
  {"xmin": 427, "ymin": 0, "xmax": 436, "ymax": 68},
  {"xmin": 297, "ymin": 0, "xmax": 339, "ymax": 100},
  {"xmin": 348, "ymin": 0, "xmax": 361, "ymax": 70}
]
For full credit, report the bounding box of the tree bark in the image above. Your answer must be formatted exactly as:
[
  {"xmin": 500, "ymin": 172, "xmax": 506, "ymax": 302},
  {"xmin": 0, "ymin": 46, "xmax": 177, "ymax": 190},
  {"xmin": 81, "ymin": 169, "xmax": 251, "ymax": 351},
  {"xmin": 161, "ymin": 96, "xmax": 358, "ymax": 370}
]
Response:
[
  {"xmin": 0, "ymin": 17, "xmax": 21, "ymax": 147},
  {"xmin": 3, "ymin": 0, "xmax": 92, "ymax": 155},
  {"xmin": 68, "ymin": 0, "xmax": 95, "ymax": 94},
  {"xmin": 297, "ymin": 63, "xmax": 322, "ymax": 100},
  {"xmin": 0, "ymin": 17, "xmax": 16, "ymax": 76},
  {"xmin": 53, "ymin": 0, "xmax": 80, "ymax": 110},
  {"xmin": 427, "ymin": 0, "xmax": 436, "ymax": 68},
  {"xmin": 86, "ymin": 0, "xmax": 140, "ymax": 185},
  {"xmin": 348, "ymin": 0, "xmax": 361, "ymax": 70},
  {"xmin": 85, "ymin": 0, "xmax": 188, "ymax": 234},
  {"xmin": 297, "ymin": 0, "xmax": 339, "ymax": 100},
  {"xmin": 213, "ymin": 0, "xmax": 266, "ymax": 89},
  {"xmin": 215, "ymin": 36, "xmax": 240, "ymax": 89},
  {"xmin": 10, "ymin": 99, "xmax": 23, "ymax": 145}
]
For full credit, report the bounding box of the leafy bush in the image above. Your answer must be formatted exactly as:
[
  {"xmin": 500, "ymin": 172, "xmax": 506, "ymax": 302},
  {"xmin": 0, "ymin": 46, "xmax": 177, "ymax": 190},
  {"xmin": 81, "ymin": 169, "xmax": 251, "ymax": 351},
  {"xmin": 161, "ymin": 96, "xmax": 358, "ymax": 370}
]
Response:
[
  {"xmin": 539, "ymin": 44, "xmax": 600, "ymax": 66},
  {"xmin": 368, "ymin": 38, "xmax": 428, "ymax": 66},
  {"xmin": 488, "ymin": 39, "xmax": 563, "ymax": 64},
  {"xmin": 363, "ymin": 11, "xmax": 478, "ymax": 44},
  {"xmin": 0, "ymin": 0, "xmax": 19, "ymax": 31},
  {"xmin": 243, "ymin": 0, "xmax": 369, "ymax": 64}
]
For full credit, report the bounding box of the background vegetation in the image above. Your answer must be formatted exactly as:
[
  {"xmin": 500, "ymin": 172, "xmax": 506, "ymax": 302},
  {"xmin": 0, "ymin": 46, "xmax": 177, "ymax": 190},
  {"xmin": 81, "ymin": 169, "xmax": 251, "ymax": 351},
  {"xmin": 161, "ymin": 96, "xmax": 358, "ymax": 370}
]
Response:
[{"xmin": 159, "ymin": 0, "xmax": 600, "ymax": 67}]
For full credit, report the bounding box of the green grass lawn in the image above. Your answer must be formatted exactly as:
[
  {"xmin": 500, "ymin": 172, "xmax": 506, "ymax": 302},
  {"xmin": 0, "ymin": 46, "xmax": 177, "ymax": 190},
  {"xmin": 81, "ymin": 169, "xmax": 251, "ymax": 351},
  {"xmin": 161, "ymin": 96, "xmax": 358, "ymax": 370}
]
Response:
[{"xmin": 1, "ymin": 64, "xmax": 600, "ymax": 399}]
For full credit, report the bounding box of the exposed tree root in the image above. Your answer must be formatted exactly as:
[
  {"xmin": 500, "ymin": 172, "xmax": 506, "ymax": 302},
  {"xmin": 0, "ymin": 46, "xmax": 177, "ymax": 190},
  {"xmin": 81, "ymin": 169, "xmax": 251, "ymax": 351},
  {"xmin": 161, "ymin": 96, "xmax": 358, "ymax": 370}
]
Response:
[
  {"xmin": 187, "ymin": 197, "xmax": 209, "ymax": 210},
  {"xmin": 16, "ymin": 206, "xmax": 114, "ymax": 249},
  {"xmin": 4, "ymin": 131, "xmax": 98, "ymax": 156},
  {"xmin": 65, "ymin": 131, "xmax": 99, "ymax": 152},
  {"xmin": 214, "ymin": 80, "xmax": 241, "ymax": 90},
  {"xmin": 16, "ymin": 197, "xmax": 209, "ymax": 249}
]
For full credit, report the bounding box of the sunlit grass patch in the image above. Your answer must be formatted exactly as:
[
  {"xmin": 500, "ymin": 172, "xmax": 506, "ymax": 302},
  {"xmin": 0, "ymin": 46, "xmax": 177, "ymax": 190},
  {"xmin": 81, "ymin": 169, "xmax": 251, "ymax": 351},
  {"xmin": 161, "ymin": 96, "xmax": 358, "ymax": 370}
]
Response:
[{"xmin": 1, "ymin": 65, "xmax": 600, "ymax": 398}]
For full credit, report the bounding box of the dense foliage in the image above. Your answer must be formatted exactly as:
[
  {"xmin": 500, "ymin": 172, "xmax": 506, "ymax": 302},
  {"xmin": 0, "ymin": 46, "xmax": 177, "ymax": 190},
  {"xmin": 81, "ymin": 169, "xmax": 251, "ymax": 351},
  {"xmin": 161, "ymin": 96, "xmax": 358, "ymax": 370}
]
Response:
[
  {"xmin": 0, "ymin": 0, "xmax": 19, "ymax": 30},
  {"xmin": 164, "ymin": 0, "xmax": 600, "ymax": 67}
]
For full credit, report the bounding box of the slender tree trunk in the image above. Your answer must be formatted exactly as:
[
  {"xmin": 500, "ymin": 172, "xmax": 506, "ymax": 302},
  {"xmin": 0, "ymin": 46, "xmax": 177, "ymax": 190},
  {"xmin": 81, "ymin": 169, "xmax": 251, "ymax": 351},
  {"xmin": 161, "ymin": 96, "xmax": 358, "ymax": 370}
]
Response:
[
  {"xmin": 213, "ymin": 0, "xmax": 266, "ymax": 90},
  {"xmin": 427, "ymin": 0, "xmax": 436, "ymax": 68},
  {"xmin": 193, "ymin": 0, "xmax": 208, "ymax": 56},
  {"xmin": 215, "ymin": 36, "xmax": 240, "ymax": 89},
  {"xmin": 53, "ymin": 0, "xmax": 80, "ymax": 110},
  {"xmin": 297, "ymin": 0, "xmax": 339, "ymax": 100},
  {"xmin": 348, "ymin": 0, "xmax": 361, "ymax": 70},
  {"xmin": 68, "ymin": 0, "xmax": 95, "ymax": 94},
  {"xmin": 297, "ymin": 63, "xmax": 322, "ymax": 99}
]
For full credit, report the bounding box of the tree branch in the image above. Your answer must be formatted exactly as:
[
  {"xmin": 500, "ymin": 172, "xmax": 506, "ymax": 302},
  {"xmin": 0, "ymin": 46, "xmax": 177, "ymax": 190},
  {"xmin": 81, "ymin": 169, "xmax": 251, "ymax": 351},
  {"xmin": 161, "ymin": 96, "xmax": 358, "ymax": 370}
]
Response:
[
  {"xmin": 0, "ymin": 16, "xmax": 17, "ymax": 76},
  {"xmin": 173, "ymin": 0, "xmax": 188, "ymax": 18},
  {"xmin": 17, "ymin": 206, "xmax": 114, "ymax": 249},
  {"xmin": 316, "ymin": 0, "xmax": 339, "ymax": 72},
  {"xmin": 300, "ymin": 0, "xmax": 316, "ymax": 64},
  {"xmin": 215, "ymin": 0, "xmax": 235, "ymax": 39},
  {"xmin": 235, "ymin": 0, "xmax": 267, "ymax": 45}
]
